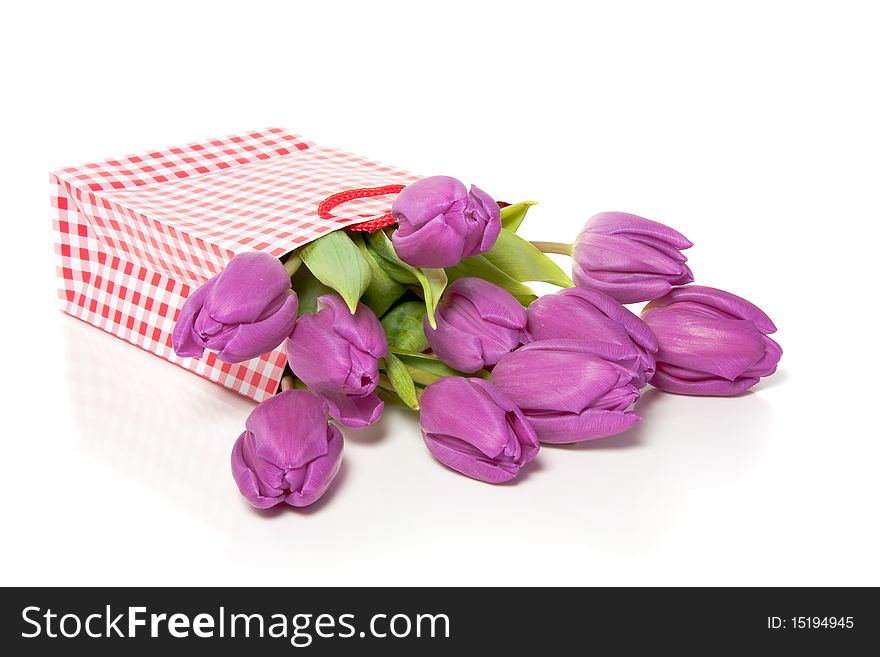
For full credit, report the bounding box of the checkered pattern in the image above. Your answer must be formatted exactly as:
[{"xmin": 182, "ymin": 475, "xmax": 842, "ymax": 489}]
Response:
[{"xmin": 52, "ymin": 128, "xmax": 418, "ymax": 401}]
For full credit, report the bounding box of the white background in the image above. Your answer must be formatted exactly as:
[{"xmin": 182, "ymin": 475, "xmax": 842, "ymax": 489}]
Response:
[{"xmin": 1, "ymin": 0, "xmax": 878, "ymax": 586}]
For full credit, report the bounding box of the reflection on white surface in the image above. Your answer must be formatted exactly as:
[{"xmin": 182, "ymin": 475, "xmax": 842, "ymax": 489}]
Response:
[
  {"xmin": 61, "ymin": 315, "xmax": 255, "ymax": 533},
  {"xmin": 59, "ymin": 313, "xmax": 785, "ymax": 585}
]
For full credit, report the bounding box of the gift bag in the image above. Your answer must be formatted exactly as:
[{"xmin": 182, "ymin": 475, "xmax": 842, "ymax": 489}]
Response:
[{"xmin": 51, "ymin": 128, "xmax": 417, "ymax": 401}]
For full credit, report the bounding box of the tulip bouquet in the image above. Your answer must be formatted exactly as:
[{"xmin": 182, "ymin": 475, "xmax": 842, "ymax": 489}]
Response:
[{"xmin": 172, "ymin": 175, "xmax": 781, "ymax": 508}]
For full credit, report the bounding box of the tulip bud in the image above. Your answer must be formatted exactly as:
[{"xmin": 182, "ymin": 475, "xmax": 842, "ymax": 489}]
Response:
[
  {"xmin": 573, "ymin": 212, "xmax": 693, "ymax": 303},
  {"xmin": 419, "ymin": 377, "xmax": 539, "ymax": 484},
  {"xmin": 641, "ymin": 285, "xmax": 782, "ymax": 395},
  {"xmin": 424, "ymin": 277, "xmax": 528, "ymax": 373},
  {"xmin": 526, "ymin": 286, "xmax": 658, "ymax": 387},
  {"xmin": 391, "ymin": 175, "xmax": 501, "ymax": 268},
  {"xmin": 172, "ymin": 252, "xmax": 298, "ymax": 363},
  {"xmin": 492, "ymin": 339, "xmax": 641, "ymax": 444},
  {"xmin": 231, "ymin": 390, "xmax": 343, "ymax": 508},
  {"xmin": 286, "ymin": 295, "xmax": 388, "ymax": 428}
]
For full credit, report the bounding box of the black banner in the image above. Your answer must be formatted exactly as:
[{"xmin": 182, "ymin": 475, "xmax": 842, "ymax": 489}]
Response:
[{"xmin": 1, "ymin": 587, "xmax": 875, "ymax": 654}]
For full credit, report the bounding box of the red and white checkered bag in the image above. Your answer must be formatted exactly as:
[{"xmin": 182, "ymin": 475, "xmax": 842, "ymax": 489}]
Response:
[{"xmin": 52, "ymin": 128, "xmax": 418, "ymax": 401}]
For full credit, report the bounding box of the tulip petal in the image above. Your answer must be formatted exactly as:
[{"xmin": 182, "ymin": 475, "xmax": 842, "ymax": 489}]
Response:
[
  {"xmin": 287, "ymin": 314, "xmax": 365, "ymax": 390},
  {"xmin": 505, "ymin": 409, "xmax": 541, "ymax": 463},
  {"xmin": 340, "ymin": 344, "xmax": 380, "ymax": 394},
  {"xmin": 573, "ymin": 265, "xmax": 679, "ymax": 305},
  {"xmin": 318, "ymin": 295, "xmax": 388, "ymax": 358},
  {"xmin": 492, "ymin": 347, "xmax": 626, "ymax": 414},
  {"xmin": 285, "ymin": 426, "xmax": 344, "ymax": 507},
  {"xmin": 204, "ymin": 252, "xmax": 293, "ymax": 325},
  {"xmin": 513, "ymin": 338, "xmax": 641, "ymax": 366},
  {"xmin": 572, "ymin": 212, "xmax": 694, "ymax": 303},
  {"xmin": 567, "ymin": 287, "xmax": 659, "ymax": 353},
  {"xmin": 231, "ymin": 431, "xmax": 285, "ymax": 509},
  {"xmin": 171, "ymin": 276, "xmax": 216, "ymax": 358},
  {"xmin": 592, "ymin": 383, "xmax": 640, "ymax": 411},
  {"xmin": 419, "ymin": 378, "xmax": 538, "ymax": 483},
  {"xmin": 231, "ymin": 390, "xmax": 345, "ymax": 510},
  {"xmin": 392, "ymin": 176, "xmax": 468, "ymax": 230},
  {"xmin": 317, "ymin": 390, "xmax": 384, "ymax": 428},
  {"xmin": 215, "ymin": 293, "xmax": 299, "ymax": 363},
  {"xmin": 506, "ymin": 338, "xmax": 646, "ymax": 390},
  {"xmin": 576, "ymin": 233, "xmax": 690, "ymax": 276},
  {"xmin": 585, "ymin": 211, "xmax": 693, "ymax": 250},
  {"xmin": 442, "ymin": 301, "xmax": 520, "ymax": 362},
  {"xmin": 288, "ymin": 297, "xmax": 386, "ymax": 400},
  {"xmin": 423, "ymin": 432, "xmax": 520, "ymax": 484},
  {"xmin": 468, "ymin": 184, "xmax": 502, "ymax": 254},
  {"xmin": 624, "ymin": 233, "xmax": 692, "ymax": 261},
  {"xmin": 646, "ymin": 285, "xmax": 777, "ymax": 334},
  {"xmin": 642, "ymin": 305, "xmax": 767, "ymax": 381},
  {"xmin": 244, "ymin": 390, "xmax": 331, "ymax": 470},
  {"xmin": 420, "ymin": 380, "xmax": 513, "ymax": 458},
  {"xmin": 650, "ymin": 366, "xmax": 759, "ymax": 396},
  {"xmin": 525, "ymin": 287, "xmax": 657, "ymax": 387},
  {"xmin": 420, "ymin": 378, "xmax": 533, "ymax": 460},
  {"xmin": 634, "ymin": 352, "xmax": 657, "ymax": 388},
  {"xmin": 392, "ymin": 214, "xmax": 467, "ymax": 268},
  {"xmin": 425, "ymin": 277, "xmax": 527, "ymax": 371},
  {"xmin": 641, "ymin": 285, "xmax": 781, "ymax": 396},
  {"xmin": 424, "ymin": 313, "xmax": 487, "ymax": 372},
  {"xmin": 391, "ymin": 176, "xmax": 500, "ymax": 268},
  {"xmin": 527, "ymin": 409, "xmax": 641, "ymax": 444},
  {"xmin": 444, "ymin": 278, "xmax": 527, "ymax": 329},
  {"xmin": 743, "ymin": 336, "xmax": 783, "ymax": 377},
  {"xmin": 528, "ymin": 288, "xmax": 636, "ymax": 347}
]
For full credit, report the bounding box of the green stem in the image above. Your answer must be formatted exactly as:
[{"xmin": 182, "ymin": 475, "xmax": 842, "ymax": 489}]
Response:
[
  {"xmin": 283, "ymin": 252, "xmax": 302, "ymax": 277},
  {"xmin": 530, "ymin": 241, "xmax": 573, "ymax": 256},
  {"xmin": 405, "ymin": 368, "xmax": 443, "ymax": 386},
  {"xmin": 278, "ymin": 374, "xmax": 307, "ymax": 394}
]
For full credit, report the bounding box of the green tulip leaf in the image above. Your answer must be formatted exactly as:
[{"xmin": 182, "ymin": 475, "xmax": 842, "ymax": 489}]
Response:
[
  {"xmin": 500, "ymin": 201, "xmax": 538, "ymax": 232},
  {"xmin": 364, "ymin": 230, "xmax": 447, "ymax": 328},
  {"xmin": 483, "ymin": 228, "xmax": 574, "ymax": 288},
  {"xmin": 446, "ymin": 255, "xmax": 538, "ymax": 306},
  {"xmin": 300, "ymin": 230, "xmax": 372, "ymax": 313},
  {"xmin": 363, "ymin": 230, "xmax": 418, "ymax": 284},
  {"xmin": 391, "ymin": 350, "xmax": 489, "ymax": 383},
  {"xmin": 383, "ymin": 353, "xmax": 419, "ymax": 410},
  {"xmin": 380, "ymin": 300, "xmax": 429, "ymax": 353},
  {"xmin": 351, "ymin": 233, "xmax": 407, "ymax": 316},
  {"xmin": 414, "ymin": 267, "xmax": 447, "ymax": 329},
  {"xmin": 290, "ymin": 266, "xmax": 333, "ymax": 316}
]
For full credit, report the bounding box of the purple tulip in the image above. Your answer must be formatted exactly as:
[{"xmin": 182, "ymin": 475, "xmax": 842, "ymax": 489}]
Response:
[
  {"xmin": 419, "ymin": 377, "xmax": 539, "ymax": 484},
  {"xmin": 424, "ymin": 277, "xmax": 528, "ymax": 373},
  {"xmin": 492, "ymin": 339, "xmax": 641, "ymax": 444},
  {"xmin": 641, "ymin": 285, "xmax": 782, "ymax": 396},
  {"xmin": 172, "ymin": 252, "xmax": 298, "ymax": 363},
  {"xmin": 231, "ymin": 390, "xmax": 343, "ymax": 508},
  {"xmin": 286, "ymin": 295, "xmax": 387, "ymax": 428},
  {"xmin": 573, "ymin": 212, "xmax": 694, "ymax": 303},
  {"xmin": 526, "ymin": 286, "xmax": 658, "ymax": 387},
  {"xmin": 391, "ymin": 175, "xmax": 501, "ymax": 268}
]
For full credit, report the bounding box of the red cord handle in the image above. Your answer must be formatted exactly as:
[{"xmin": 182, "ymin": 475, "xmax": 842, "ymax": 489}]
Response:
[{"xmin": 317, "ymin": 184, "xmax": 406, "ymax": 232}]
